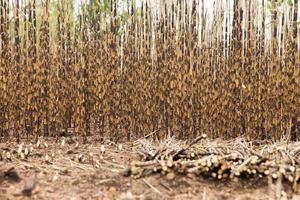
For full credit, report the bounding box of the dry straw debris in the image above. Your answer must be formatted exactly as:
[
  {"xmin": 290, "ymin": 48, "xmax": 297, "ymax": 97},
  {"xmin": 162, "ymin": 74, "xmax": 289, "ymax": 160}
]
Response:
[{"xmin": 127, "ymin": 135, "xmax": 300, "ymax": 192}]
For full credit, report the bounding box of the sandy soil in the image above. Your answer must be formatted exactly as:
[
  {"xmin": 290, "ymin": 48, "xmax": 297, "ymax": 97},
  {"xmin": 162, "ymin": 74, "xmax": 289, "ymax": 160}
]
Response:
[{"xmin": 0, "ymin": 136, "xmax": 299, "ymax": 200}]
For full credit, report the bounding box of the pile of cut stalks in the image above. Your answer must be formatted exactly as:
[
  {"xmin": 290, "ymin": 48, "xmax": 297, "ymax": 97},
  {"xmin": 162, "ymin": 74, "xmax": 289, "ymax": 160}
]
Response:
[{"xmin": 124, "ymin": 135, "xmax": 300, "ymax": 192}]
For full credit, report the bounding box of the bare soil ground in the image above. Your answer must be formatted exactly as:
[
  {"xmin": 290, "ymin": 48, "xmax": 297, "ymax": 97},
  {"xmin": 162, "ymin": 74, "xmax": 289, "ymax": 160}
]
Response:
[{"xmin": 0, "ymin": 136, "xmax": 299, "ymax": 200}]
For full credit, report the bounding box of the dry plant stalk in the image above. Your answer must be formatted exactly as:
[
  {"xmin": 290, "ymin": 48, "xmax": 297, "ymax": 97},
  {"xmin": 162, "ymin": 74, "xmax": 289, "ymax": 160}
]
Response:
[
  {"xmin": 127, "ymin": 137, "xmax": 300, "ymax": 192},
  {"xmin": 0, "ymin": 0, "xmax": 299, "ymax": 141}
]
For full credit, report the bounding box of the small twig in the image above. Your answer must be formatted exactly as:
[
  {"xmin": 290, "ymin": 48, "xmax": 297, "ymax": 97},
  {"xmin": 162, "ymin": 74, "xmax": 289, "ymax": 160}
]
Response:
[
  {"xmin": 172, "ymin": 134, "xmax": 207, "ymax": 159},
  {"xmin": 132, "ymin": 160, "xmax": 159, "ymax": 167},
  {"xmin": 133, "ymin": 130, "xmax": 160, "ymax": 146},
  {"xmin": 160, "ymin": 181, "xmax": 173, "ymax": 192},
  {"xmin": 142, "ymin": 178, "xmax": 161, "ymax": 195},
  {"xmin": 102, "ymin": 159, "xmax": 126, "ymax": 169},
  {"xmin": 233, "ymin": 156, "xmax": 255, "ymax": 174}
]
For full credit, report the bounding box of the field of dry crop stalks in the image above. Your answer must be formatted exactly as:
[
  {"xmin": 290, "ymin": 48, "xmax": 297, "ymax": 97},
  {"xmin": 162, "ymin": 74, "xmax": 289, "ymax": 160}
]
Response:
[{"xmin": 0, "ymin": 0, "xmax": 300, "ymax": 199}]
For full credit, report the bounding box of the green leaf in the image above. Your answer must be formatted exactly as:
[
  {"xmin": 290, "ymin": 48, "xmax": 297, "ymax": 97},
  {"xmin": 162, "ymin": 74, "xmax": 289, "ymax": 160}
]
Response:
[
  {"xmin": 267, "ymin": 1, "xmax": 275, "ymax": 13},
  {"xmin": 287, "ymin": 0, "xmax": 293, "ymax": 6}
]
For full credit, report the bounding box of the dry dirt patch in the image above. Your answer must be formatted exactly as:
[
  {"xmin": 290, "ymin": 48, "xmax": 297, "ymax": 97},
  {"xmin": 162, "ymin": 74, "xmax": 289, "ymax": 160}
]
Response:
[{"xmin": 0, "ymin": 136, "xmax": 300, "ymax": 199}]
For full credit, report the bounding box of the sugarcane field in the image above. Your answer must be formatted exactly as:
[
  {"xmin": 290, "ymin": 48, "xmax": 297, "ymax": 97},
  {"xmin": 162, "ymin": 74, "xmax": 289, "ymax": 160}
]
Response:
[{"xmin": 0, "ymin": 0, "xmax": 300, "ymax": 199}]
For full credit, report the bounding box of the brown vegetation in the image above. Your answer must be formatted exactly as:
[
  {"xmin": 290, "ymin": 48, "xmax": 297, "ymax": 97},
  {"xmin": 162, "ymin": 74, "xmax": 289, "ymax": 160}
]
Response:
[
  {"xmin": 0, "ymin": 0, "xmax": 299, "ymax": 142},
  {"xmin": 0, "ymin": 136, "xmax": 299, "ymax": 199}
]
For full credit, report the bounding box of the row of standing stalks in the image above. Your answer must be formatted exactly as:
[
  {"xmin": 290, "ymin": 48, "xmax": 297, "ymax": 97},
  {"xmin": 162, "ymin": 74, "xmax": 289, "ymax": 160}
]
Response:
[{"xmin": 0, "ymin": 0, "xmax": 299, "ymax": 142}]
